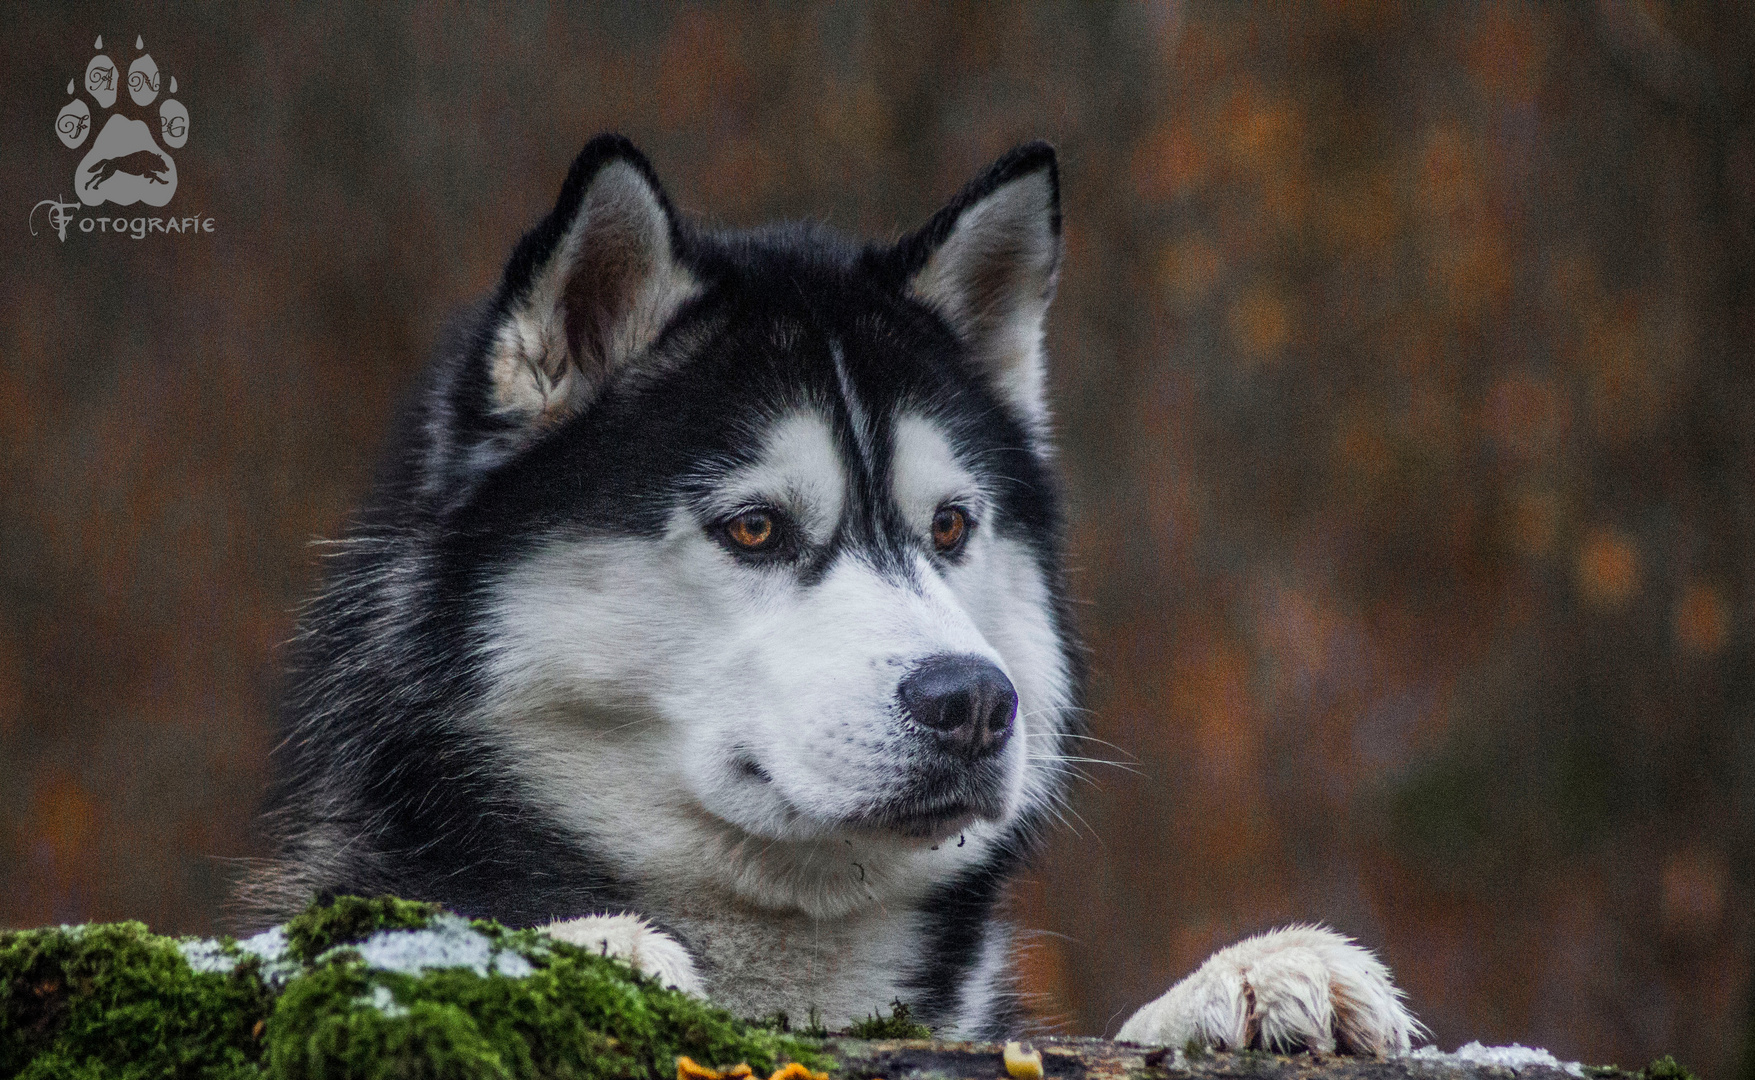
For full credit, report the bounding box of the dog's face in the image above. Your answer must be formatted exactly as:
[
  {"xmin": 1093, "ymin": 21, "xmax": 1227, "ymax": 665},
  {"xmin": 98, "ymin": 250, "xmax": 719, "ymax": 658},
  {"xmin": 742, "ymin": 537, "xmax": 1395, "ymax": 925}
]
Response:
[{"xmin": 426, "ymin": 138, "xmax": 1076, "ymax": 908}]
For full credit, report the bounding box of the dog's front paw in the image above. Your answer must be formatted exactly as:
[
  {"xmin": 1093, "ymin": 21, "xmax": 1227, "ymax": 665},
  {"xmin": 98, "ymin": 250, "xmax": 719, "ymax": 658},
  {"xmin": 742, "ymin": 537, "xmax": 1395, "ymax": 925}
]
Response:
[
  {"xmin": 1116, "ymin": 926, "xmax": 1418, "ymax": 1055},
  {"xmin": 543, "ymin": 913, "xmax": 704, "ymax": 996}
]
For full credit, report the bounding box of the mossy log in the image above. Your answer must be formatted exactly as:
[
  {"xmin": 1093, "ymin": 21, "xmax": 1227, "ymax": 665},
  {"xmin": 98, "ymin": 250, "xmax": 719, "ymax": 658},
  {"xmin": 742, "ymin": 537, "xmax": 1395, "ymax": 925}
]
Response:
[{"xmin": 1, "ymin": 895, "xmax": 1685, "ymax": 1080}]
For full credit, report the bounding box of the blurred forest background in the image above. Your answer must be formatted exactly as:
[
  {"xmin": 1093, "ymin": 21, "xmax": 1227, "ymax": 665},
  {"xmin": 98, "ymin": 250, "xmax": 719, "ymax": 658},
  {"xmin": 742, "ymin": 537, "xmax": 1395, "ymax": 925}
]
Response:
[{"xmin": 4, "ymin": 2, "xmax": 1753, "ymax": 1074}]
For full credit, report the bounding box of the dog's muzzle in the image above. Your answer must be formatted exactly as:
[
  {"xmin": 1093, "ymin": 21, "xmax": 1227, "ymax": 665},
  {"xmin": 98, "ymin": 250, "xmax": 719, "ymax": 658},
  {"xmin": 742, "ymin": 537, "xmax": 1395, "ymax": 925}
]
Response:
[{"xmin": 898, "ymin": 654, "xmax": 1017, "ymax": 761}]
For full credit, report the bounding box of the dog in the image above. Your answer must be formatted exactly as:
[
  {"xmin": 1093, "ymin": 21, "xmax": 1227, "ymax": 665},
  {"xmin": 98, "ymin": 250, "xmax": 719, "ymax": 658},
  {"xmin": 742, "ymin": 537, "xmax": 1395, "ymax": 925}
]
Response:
[{"xmin": 245, "ymin": 133, "xmax": 1419, "ymax": 1051}]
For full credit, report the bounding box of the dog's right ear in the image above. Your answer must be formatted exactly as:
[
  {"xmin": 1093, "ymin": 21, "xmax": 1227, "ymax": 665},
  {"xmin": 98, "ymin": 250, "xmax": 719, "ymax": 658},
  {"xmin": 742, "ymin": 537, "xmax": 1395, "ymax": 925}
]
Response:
[{"xmin": 480, "ymin": 134, "xmax": 698, "ymax": 437}]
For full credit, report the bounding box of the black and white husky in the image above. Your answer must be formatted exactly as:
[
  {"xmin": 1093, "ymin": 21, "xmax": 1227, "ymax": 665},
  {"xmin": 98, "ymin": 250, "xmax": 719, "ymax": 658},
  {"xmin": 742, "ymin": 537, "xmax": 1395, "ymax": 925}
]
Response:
[{"xmin": 249, "ymin": 135, "xmax": 1418, "ymax": 1051}]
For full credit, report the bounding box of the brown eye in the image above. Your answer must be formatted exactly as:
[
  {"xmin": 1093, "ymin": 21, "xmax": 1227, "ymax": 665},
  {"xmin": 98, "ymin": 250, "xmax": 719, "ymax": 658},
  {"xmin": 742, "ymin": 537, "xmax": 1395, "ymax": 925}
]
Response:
[
  {"xmin": 725, "ymin": 509, "xmax": 779, "ymax": 552},
  {"xmin": 932, "ymin": 506, "xmax": 970, "ymax": 554}
]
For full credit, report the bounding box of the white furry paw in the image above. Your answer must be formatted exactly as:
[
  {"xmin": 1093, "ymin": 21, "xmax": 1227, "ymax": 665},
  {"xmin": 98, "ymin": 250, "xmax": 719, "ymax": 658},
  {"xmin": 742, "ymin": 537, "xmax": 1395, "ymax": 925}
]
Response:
[
  {"xmin": 1116, "ymin": 926, "xmax": 1419, "ymax": 1055},
  {"xmin": 542, "ymin": 912, "xmax": 705, "ymax": 996}
]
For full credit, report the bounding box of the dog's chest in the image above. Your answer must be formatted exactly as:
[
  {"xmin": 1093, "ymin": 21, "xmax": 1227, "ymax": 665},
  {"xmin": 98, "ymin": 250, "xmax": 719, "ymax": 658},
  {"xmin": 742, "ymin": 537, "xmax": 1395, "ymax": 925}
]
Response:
[{"xmin": 664, "ymin": 900, "xmax": 924, "ymax": 1029}]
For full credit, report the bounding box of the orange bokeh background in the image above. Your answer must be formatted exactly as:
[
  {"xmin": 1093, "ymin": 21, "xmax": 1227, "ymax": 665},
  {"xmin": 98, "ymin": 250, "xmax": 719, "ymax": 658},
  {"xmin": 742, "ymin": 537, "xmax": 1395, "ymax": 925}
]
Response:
[{"xmin": 4, "ymin": 3, "xmax": 1753, "ymax": 1075}]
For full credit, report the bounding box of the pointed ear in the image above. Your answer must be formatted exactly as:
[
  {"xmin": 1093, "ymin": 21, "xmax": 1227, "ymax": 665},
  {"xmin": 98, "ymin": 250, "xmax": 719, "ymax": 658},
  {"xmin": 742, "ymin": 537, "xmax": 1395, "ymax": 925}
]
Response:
[
  {"xmin": 485, "ymin": 134, "xmax": 699, "ymax": 433},
  {"xmin": 893, "ymin": 142, "xmax": 1061, "ymax": 426}
]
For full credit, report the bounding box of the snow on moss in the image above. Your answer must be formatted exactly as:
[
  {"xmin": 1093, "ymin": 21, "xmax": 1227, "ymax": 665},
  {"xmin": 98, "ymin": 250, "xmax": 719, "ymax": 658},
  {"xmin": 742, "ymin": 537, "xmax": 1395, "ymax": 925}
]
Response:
[
  {"xmin": 237, "ymin": 925, "xmax": 302, "ymax": 987},
  {"xmin": 339, "ymin": 912, "xmax": 535, "ymax": 978},
  {"xmin": 1408, "ymin": 1041, "xmax": 1586, "ymax": 1076},
  {"xmin": 362, "ymin": 982, "xmax": 408, "ymax": 1017},
  {"xmin": 179, "ymin": 935, "xmax": 241, "ymax": 975}
]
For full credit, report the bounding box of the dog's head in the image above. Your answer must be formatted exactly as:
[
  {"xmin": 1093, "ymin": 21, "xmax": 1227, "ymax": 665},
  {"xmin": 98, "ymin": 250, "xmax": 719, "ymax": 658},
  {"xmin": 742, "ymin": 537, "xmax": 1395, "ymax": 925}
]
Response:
[{"xmin": 424, "ymin": 136, "xmax": 1078, "ymax": 907}]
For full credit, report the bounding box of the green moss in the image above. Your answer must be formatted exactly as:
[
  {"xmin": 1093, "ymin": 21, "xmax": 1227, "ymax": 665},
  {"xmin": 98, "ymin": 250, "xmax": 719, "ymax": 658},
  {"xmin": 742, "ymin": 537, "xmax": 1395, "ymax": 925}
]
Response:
[
  {"xmin": 281, "ymin": 894, "xmax": 441, "ymax": 964},
  {"xmin": 0, "ymin": 922, "xmax": 274, "ymax": 1080},
  {"xmin": 844, "ymin": 999, "xmax": 930, "ymax": 1040},
  {"xmin": 267, "ymin": 927, "xmax": 826, "ymax": 1080},
  {"xmin": 757, "ymin": 1007, "xmax": 828, "ymax": 1039},
  {"xmin": 1, "ymin": 897, "xmax": 828, "ymax": 1080},
  {"xmin": 1644, "ymin": 1056, "xmax": 1696, "ymax": 1080}
]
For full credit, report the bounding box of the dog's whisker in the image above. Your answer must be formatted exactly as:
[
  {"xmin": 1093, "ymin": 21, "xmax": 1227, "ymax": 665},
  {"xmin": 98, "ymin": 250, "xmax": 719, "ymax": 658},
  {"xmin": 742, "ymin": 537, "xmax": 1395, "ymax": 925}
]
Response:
[
  {"xmin": 1044, "ymin": 731, "xmax": 1136, "ymax": 756},
  {"xmin": 1027, "ymin": 753, "xmax": 1143, "ymax": 776}
]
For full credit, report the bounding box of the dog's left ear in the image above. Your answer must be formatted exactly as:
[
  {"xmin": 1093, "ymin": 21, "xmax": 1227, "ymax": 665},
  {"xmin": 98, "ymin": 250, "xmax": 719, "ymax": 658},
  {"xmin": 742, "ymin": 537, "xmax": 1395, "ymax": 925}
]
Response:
[{"xmin": 889, "ymin": 142, "xmax": 1061, "ymax": 427}]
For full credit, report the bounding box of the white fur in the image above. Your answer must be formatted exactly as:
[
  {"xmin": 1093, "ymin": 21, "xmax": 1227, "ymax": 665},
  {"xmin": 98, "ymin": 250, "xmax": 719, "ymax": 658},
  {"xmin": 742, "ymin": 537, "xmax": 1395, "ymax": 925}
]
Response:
[
  {"xmin": 889, "ymin": 412, "xmax": 985, "ymax": 530},
  {"xmin": 544, "ymin": 913, "xmax": 704, "ymax": 995},
  {"xmin": 703, "ymin": 412, "xmax": 846, "ymax": 545},
  {"xmin": 949, "ymin": 921, "xmax": 1017, "ymax": 1035},
  {"xmin": 832, "ymin": 341, "xmax": 877, "ymax": 471},
  {"xmin": 1116, "ymin": 926, "xmax": 1419, "ymax": 1054}
]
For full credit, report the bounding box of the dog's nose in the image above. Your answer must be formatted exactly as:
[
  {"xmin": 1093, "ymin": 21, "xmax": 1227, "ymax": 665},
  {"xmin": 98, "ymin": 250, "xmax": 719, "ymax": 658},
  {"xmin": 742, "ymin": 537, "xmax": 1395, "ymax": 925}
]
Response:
[{"xmin": 898, "ymin": 654, "xmax": 1017, "ymax": 759}]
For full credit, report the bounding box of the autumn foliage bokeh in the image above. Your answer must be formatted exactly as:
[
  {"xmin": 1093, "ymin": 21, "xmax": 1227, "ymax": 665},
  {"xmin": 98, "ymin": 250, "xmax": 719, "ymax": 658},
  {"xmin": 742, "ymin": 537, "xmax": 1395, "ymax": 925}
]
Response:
[{"xmin": 3, "ymin": 3, "xmax": 1753, "ymax": 1076}]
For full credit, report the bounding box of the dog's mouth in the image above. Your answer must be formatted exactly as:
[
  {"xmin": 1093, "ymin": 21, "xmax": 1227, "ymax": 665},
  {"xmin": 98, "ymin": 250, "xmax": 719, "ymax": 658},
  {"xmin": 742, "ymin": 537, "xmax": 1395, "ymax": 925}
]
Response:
[
  {"xmin": 851, "ymin": 798, "xmax": 989, "ymax": 840},
  {"xmin": 843, "ymin": 766, "xmax": 1012, "ymax": 841},
  {"xmin": 727, "ymin": 751, "xmax": 1012, "ymax": 842}
]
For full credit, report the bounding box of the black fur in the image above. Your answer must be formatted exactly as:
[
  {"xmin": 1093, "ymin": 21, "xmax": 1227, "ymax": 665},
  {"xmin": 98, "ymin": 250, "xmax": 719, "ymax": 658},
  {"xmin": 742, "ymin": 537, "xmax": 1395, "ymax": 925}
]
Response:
[{"xmin": 247, "ymin": 134, "xmax": 1086, "ymax": 1035}]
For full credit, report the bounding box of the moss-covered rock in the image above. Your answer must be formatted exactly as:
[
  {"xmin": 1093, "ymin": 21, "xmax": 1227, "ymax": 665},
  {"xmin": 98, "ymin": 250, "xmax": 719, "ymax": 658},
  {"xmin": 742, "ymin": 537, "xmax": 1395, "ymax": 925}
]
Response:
[
  {"xmin": 1, "ymin": 920, "xmax": 275, "ymax": 1080},
  {"xmin": 0, "ymin": 896, "xmax": 825, "ymax": 1080}
]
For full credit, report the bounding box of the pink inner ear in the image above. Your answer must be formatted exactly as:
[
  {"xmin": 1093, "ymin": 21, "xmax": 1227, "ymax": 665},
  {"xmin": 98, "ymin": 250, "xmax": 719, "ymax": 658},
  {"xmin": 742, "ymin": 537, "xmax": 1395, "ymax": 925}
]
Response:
[{"xmin": 561, "ymin": 219, "xmax": 654, "ymax": 381}]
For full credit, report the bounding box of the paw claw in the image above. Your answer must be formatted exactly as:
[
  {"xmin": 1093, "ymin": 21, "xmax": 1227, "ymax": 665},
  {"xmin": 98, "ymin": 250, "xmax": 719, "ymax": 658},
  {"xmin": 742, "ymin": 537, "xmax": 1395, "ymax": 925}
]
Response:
[
  {"xmin": 1117, "ymin": 925, "xmax": 1419, "ymax": 1056},
  {"xmin": 544, "ymin": 912, "xmax": 705, "ymax": 996}
]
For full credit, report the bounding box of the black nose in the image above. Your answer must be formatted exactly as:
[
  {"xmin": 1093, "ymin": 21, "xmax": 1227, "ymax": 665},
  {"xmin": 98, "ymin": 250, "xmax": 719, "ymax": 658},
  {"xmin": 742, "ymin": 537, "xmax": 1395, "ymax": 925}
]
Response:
[{"xmin": 898, "ymin": 654, "xmax": 1018, "ymax": 759}]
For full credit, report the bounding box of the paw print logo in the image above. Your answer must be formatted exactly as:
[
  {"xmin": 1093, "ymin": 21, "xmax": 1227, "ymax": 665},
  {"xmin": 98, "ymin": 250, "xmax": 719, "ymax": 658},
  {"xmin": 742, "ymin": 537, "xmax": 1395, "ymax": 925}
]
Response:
[{"xmin": 55, "ymin": 35, "xmax": 188, "ymax": 208}]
